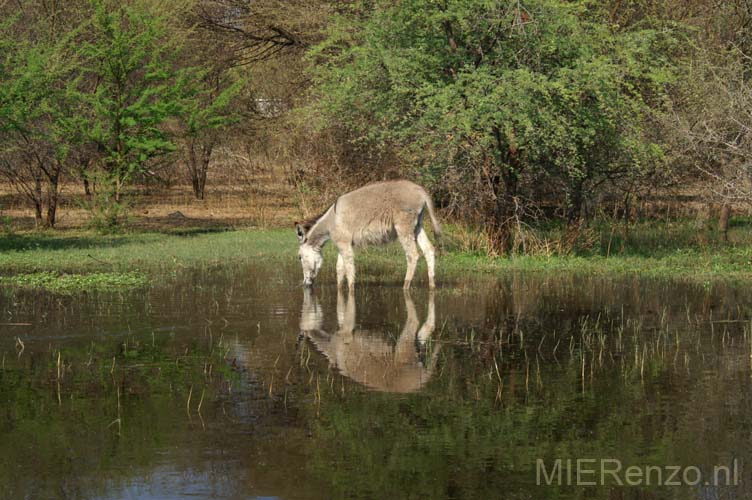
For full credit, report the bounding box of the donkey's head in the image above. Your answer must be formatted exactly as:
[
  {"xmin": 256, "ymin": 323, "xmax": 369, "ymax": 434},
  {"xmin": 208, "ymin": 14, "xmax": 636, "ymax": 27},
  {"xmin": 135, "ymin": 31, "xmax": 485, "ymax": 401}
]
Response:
[{"xmin": 295, "ymin": 221, "xmax": 323, "ymax": 287}]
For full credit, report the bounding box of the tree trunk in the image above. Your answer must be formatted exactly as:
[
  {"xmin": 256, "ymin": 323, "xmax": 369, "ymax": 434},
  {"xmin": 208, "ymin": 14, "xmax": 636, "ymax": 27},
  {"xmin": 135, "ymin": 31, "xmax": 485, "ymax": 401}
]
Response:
[
  {"xmin": 622, "ymin": 192, "xmax": 631, "ymax": 225},
  {"xmin": 196, "ymin": 166, "xmax": 207, "ymax": 200},
  {"xmin": 718, "ymin": 203, "xmax": 731, "ymax": 242},
  {"xmin": 635, "ymin": 195, "xmax": 643, "ymax": 223},
  {"xmin": 693, "ymin": 200, "xmax": 712, "ymax": 248},
  {"xmin": 188, "ymin": 140, "xmax": 200, "ymax": 199},
  {"xmin": 189, "ymin": 140, "xmax": 214, "ymax": 200},
  {"xmin": 489, "ymin": 126, "xmax": 521, "ymax": 252},
  {"xmin": 489, "ymin": 167, "xmax": 519, "ymax": 252},
  {"xmin": 33, "ymin": 200, "xmax": 43, "ymax": 226},
  {"xmin": 45, "ymin": 193, "xmax": 58, "ymax": 228},
  {"xmin": 620, "ymin": 192, "xmax": 631, "ymax": 252},
  {"xmin": 33, "ymin": 175, "xmax": 43, "ymax": 227},
  {"xmin": 44, "ymin": 170, "xmax": 60, "ymax": 228},
  {"xmin": 567, "ymin": 180, "xmax": 584, "ymax": 226}
]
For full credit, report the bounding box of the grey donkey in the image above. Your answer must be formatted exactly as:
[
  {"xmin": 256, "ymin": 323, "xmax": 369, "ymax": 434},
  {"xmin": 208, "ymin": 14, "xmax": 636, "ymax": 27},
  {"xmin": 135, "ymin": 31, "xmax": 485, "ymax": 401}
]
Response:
[{"xmin": 294, "ymin": 180, "xmax": 441, "ymax": 289}]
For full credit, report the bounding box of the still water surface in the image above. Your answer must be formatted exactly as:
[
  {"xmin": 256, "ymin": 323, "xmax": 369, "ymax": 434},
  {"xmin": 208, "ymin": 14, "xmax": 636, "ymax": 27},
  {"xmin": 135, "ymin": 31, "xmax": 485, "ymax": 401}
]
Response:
[{"xmin": 1, "ymin": 263, "xmax": 751, "ymax": 499}]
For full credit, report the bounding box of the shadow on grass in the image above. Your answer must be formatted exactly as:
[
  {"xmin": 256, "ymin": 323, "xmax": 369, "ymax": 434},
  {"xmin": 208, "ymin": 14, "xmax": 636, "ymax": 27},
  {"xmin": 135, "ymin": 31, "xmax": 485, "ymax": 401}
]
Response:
[
  {"xmin": 593, "ymin": 221, "xmax": 752, "ymax": 258},
  {"xmin": 0, "ymin": 226, "xmax": 233, "ymax": 253},
  {"xmin": 0, "ymin": 233, "xmax": 131, "ymax": 253},
  {"xmin": 151, "ymin": 225, "xmax": 233, "ymax": 237}
]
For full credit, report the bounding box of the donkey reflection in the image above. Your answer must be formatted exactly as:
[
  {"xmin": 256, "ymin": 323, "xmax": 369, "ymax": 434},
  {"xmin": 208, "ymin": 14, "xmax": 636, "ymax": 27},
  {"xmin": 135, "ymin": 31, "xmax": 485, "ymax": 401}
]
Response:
[{"xmin": 300, "ymin": 290, "xmax": 438, "ymax": 393}]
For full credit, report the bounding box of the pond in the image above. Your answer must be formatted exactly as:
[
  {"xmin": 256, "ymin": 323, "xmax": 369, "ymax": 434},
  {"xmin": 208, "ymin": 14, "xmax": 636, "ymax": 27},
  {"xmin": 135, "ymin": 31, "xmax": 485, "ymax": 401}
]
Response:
[{"xmin": 1, "ymin": 263, "xmax": 751, "ymax": 499}]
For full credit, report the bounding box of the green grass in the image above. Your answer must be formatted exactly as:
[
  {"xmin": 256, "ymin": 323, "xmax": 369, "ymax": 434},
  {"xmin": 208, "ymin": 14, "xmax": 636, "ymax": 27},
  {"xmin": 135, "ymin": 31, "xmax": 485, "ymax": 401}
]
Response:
[
  {"xmin": 0, "ymin": 271, "xmax": 148, "ymax": 294},
  {"xmin": 1, "ymin": 219, "xmax": 751, "ymax": 292},
  {"xmin": 0, "ymin": 228, "xmax": 295, "ymax": 292},
  {"xmin": 0, "ymin": 228, "xmax": 291, "ymax": 272}
]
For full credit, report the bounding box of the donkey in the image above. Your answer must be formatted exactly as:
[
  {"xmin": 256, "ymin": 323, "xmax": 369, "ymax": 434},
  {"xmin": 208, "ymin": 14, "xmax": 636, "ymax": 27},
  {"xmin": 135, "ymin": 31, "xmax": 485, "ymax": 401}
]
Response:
[
  {"xmin": 294, "ymin": 180, "xmax": 441, "ymax": 289},
  {"xmin": 299, "ymin": 289, "xmax": 439, "ymax": 393}
]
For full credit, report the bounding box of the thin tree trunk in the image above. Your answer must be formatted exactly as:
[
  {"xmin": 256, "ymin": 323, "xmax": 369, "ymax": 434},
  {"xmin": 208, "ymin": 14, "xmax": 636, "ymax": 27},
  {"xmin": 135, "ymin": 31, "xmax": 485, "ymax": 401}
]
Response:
[
  {"xmin": 189, "ymin": 140, "xmax": 214, "ymax": 200},
  {"xmin": 490, "ymin": 126, "xmax": 522, "ymax": 252},
  {"xmin": 620, "ymin": 192, "xmax": 631, "ymax": 252},
  {"xmin": 198, "ymin": 143, "xmax": 213, "ymax": 200},
  {"xmin": 490, "ymin": 167, "xmax": 519, "ymax": 251},
  {"xmin": 196, "ymin": 167, "xmax": 207, "ymax": 200},
  {"xmin": 33, "ymin": 201, "xmax": 43, "ymax": 226},
  {"xmin": 719, "ymin": 203, "xmax": 731, "ymax": 242},
  {"xmin": 45, "ymin": 192, "xmax": 58, "ymax": 228},
  {"xmin": 44, "ymin": 169, "xmax": 60, "ymax": 228},
  {"xmin": 114, "ymin": 175, "xmax": 122, "ymax": 203},
  {"xmin": 33, "ymin": 175, "xmax": 43, "ymax": 227},
  {"xmin": 568, "ymin": 181, "xmax": 584, "ymax": 226},
  {"xmin": 188, "ymin": 140, "xmax": 201, "ymax": 199}
]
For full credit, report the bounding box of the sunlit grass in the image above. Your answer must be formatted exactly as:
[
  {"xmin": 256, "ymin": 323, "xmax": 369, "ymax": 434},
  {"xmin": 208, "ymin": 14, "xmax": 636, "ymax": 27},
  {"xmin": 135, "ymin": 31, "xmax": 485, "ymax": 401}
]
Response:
[
  {"xmin": 0, "ymin": 228, "xmax": 293, "ymax": 273},
  {"xmin": 0, "ymin": 219, "xmax": 751, "ymax": 291}
]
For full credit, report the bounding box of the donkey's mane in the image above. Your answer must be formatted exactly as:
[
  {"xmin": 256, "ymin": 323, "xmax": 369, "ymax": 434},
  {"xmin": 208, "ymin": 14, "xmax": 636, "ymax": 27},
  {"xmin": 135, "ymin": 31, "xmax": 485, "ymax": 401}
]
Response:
[
  {"xmin": 304, "ymin": 202, "xmax": 334, "ymax": 230},
  {"xmin": 306, "ymin": 208, "xmax": 328, "ymax": 226}
]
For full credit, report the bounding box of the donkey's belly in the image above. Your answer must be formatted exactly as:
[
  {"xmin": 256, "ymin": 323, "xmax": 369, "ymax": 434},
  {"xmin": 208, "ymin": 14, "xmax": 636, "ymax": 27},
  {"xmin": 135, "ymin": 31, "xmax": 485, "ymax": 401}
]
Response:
[{"xmin": 353, "ymin": 225, "xmax": 398, "ymax": 247}]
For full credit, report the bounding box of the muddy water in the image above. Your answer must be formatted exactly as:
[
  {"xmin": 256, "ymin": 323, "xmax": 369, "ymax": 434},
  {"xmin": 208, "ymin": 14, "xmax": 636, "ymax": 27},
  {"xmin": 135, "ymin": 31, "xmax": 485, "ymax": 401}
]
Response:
[{"xmin": 2, "ymin": 263, "xmax": 752, "ymax": 499}]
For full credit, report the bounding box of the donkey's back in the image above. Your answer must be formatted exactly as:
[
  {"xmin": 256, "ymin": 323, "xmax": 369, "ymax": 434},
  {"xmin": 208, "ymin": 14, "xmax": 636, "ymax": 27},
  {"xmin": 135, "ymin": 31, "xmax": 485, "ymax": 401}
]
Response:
[
  {"xmin": 333, "ymin": 180, "xmax": 440, "ymax": 247},
  {"xmin": 338, "ymin": 180, "xmax": 431, "ymax": 216}
]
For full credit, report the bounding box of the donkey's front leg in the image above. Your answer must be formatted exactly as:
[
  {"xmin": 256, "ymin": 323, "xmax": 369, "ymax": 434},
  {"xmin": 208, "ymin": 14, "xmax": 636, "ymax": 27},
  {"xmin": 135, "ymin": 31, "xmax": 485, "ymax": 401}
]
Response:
[
  {"xmin": 336, "ymin": 243, "xmax": 355, "ymax": 289},
  {"xmin": 336, "ymin": 252, "xmax": 345, "ymax": 289},
  {"xmin": 344, "ymin": 248, "xmax": 356, "ymax": 289}
]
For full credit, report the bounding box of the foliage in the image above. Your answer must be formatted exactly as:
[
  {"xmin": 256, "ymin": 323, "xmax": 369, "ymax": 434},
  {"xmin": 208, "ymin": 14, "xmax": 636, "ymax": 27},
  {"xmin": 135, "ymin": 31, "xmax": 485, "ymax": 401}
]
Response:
[
  {"xmin": 181, "ymin": 71, "xmax": 245, "ymax": 138},
  {"xmin": 83, "ymin": 194, "xmax": 131, "ymax": 233},
  {"xmin": 0, "ymin": 16, "xmax": 79, "ymax": 226},
  {"xmin": 79, "ymin": 0, "xmax": 194, "ymax": 201},
  {"xmin": 178, "ymin": 66, "xmax": 247, "ymax": 199},
  {"xmin": 0, "ymin": 0, "xmax": 257, "ymax": 224},
  {"xmin": 307, "ymin": 0, "xmax": 683, "ymax": 245},
  {"xmin": 0, "ymin": 0, "xmax": 750, "ymax": 256}
]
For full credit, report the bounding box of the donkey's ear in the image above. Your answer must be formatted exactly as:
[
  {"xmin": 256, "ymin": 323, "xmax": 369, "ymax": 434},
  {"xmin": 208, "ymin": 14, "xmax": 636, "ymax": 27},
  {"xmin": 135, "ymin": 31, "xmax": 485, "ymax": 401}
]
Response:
[{"xmin": 294, "ymin": 222, "xmax": 306, "ymax": 242}]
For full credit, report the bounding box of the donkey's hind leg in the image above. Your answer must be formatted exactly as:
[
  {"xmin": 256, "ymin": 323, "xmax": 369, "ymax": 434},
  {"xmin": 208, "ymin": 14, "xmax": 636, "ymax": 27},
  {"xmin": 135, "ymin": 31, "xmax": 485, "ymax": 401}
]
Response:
[
  {"xmin": 416, "ymin": 228, "xmax": 436, "ymax": 289},
  {"xmin": 397, "ymin": 227, "xmax": 420, "ymax": 289}
]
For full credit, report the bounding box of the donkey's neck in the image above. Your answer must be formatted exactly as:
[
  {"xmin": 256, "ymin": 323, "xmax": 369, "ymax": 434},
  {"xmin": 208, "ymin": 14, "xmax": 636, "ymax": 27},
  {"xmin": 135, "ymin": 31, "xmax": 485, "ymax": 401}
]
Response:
[{"xmin": 306, "ymin": 204, "xmax": 335, "ymax": 248}]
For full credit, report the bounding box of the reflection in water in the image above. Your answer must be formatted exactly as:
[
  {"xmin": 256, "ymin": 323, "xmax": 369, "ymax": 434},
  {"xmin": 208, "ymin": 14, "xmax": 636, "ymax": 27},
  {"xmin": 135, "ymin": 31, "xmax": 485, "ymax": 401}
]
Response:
[
  {"xmin": 300, "ymin": 289, "xmax": 438, "ymax": 393},
  {"xmin": 5, "ymin": 266, "xmax": 752, "ymax": 499}
]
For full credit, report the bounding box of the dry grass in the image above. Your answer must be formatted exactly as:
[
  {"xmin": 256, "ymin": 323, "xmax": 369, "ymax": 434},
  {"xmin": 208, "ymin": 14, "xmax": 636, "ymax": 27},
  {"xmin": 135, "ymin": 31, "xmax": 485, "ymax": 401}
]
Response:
[
  {"xmin": 0, "ymin": 165, "xmax": 304, "ymax": 231},
  {"xmin": 5, "ymin": 158, "xmax": 752, "ymax": 239}
]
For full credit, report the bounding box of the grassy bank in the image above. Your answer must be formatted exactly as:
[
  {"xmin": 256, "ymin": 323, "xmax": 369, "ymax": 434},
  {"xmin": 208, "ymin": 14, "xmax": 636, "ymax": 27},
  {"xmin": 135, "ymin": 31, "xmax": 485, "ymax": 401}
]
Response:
[{"xmin": 0, "ymin": 220, "xmax": 751, "ymax": 292}]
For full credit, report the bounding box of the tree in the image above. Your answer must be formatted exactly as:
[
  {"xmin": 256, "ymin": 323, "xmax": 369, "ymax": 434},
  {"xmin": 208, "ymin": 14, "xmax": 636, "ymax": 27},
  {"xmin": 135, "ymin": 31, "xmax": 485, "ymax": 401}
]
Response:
[
  {"xmin": 194, "ymin": 0, "xmax": 316, "ymax": 64},
  {"xmin": 79, "ymin": 0, "xmax": 193, "ymax": 203},
  {"xmin": 179, "ymin": 68, "xmax": 245, "ymax": 200},
  {"xmin": 186, "ymin": 0, "xmax": 330, "ymax": 200},
  {"xmin": 307, "ymin": 0, "xmax": 680, "ymax": 248},
  {"xmin": 0, "ymin": 18, "xmax": 77, "ymax": 227}
]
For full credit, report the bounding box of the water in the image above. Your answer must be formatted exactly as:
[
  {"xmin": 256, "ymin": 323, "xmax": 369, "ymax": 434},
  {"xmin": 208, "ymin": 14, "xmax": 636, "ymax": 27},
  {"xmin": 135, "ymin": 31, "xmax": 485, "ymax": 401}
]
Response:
[{"xmin": 2, "ymin": 263, "xmax": 752, "ymax": 499}]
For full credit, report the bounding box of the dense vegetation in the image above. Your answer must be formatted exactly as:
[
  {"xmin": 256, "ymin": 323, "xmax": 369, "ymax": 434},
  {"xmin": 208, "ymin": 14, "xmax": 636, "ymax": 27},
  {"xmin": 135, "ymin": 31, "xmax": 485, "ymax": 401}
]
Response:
[{"xmin": 1, "ymin": 0, "xmax": 750, "ymax": 253}]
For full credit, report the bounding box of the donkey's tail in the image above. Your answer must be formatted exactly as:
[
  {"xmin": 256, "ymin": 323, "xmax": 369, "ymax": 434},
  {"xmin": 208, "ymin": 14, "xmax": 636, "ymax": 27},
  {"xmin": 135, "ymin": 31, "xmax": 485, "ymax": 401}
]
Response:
[{"xmin": 422, "ymin": 191, "xmax": 442, "ymax": 239}]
